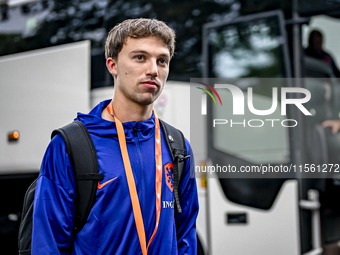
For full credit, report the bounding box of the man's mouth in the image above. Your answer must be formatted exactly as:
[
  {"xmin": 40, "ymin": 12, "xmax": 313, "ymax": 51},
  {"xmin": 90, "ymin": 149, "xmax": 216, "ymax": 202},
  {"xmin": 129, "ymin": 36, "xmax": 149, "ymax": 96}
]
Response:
[{"xmin": 140, "ymin": 80, "xmax": 158, "ymax": 89}]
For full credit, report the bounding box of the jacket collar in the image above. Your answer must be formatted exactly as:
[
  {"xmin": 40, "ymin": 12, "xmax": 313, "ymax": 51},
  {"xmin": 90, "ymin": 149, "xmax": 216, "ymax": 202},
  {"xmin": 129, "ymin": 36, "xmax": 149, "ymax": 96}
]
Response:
[{"xmin": 75, "ymin": 100, "xmax": 156, "ymax": 141}]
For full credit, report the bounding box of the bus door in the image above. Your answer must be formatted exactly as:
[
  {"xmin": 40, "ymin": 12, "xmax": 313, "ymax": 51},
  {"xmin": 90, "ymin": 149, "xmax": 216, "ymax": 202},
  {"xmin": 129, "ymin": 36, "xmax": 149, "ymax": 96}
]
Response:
[{"xmin": 200, "ymin": 10, "xmax": 302, "ymax": 255}]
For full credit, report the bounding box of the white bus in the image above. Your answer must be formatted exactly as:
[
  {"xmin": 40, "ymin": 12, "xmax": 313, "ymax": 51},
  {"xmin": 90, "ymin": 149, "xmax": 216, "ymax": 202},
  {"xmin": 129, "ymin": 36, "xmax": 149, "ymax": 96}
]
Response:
[
  {"xmin": 2, "ymin": 1, "xmax": 340, "ymax": 255},
  {"xmin": 199, "ymin": 4, "xmax": 340, "ymax": 255}
]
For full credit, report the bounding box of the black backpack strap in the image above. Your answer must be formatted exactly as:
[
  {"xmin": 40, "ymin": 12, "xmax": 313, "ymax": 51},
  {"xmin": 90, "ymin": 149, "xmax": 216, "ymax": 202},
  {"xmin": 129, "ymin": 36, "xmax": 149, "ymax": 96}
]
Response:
[
  {"xmin": 18, "ymin": 178, "xmax": 38, "ymax": 254},
  {"xmin": 51, "ymin": 120, "xmax": 103, "ymax": 232},
  {"xmin": 159, "ymin": 119, "xmax": 190, "ymax": 214}
]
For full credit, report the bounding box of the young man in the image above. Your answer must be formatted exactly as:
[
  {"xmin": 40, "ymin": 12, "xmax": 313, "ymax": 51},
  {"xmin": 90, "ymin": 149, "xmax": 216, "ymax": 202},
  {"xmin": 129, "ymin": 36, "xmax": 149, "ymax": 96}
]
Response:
[{"xmin": 31, "ymin": 18, "xmax": 198, "ymax": 254}]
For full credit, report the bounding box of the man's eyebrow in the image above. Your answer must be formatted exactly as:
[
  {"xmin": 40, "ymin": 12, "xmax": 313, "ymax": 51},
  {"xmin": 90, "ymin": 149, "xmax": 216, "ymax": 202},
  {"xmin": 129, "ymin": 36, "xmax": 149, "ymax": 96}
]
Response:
[
  {"xmin": 130, "ymin": 50, "xmax": 170, "ymax": 58},
  {"xmin": 130, "ymin": 50, "xmax": 148, "ymax": 55}
]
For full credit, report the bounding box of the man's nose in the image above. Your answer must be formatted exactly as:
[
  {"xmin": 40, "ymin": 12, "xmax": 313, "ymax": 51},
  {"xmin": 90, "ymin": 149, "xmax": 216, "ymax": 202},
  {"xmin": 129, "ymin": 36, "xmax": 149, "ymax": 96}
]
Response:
[{"xmin": 146, "ymin": 59, "xmax": 158, "ymax": 77}]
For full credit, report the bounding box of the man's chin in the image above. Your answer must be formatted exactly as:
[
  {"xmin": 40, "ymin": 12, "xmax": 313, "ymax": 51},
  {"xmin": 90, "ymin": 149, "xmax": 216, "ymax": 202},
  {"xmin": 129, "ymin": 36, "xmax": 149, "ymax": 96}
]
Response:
[
  {"xmin": 134, "ymin": 97, "xmax": 155, "ymax": 106},
  {"xmin": 136, "ymin": 93, "xmax": 160, "ymax": 105}
]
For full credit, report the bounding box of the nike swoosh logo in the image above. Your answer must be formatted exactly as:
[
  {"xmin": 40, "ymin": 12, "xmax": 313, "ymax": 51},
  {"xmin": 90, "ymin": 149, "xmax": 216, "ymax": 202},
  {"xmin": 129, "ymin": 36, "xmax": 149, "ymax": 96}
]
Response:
[{"xmin": 97, "ymin": 177, "xmax": 118, "ymax": 189}]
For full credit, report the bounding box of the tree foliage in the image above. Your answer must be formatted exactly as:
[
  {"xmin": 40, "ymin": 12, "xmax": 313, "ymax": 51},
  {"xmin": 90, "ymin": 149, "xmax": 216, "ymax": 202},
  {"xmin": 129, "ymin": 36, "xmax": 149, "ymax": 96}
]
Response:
[{"xmin": 0, "ymin": 0, "xmax": 239, "ymax": 81}]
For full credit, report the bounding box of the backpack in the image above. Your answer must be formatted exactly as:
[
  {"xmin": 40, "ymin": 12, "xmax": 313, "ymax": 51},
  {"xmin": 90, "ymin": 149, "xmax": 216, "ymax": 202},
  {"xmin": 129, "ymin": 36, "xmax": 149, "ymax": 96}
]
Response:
[{"xmin": 18, "ymin": 119, "xmax": 188, "ymax": 255}]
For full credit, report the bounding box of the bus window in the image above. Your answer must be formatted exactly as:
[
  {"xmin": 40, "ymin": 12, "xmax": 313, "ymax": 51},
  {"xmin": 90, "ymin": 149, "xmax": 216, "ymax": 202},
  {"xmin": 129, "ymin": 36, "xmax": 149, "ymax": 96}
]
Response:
[
  {"xmin": 204, "ymin": 11, "xmax": 291, "ymax": 166},
  {"xmin": 205, "ymin": 10, "xmax": 290, "ymax": 78},
  {"xmin": 212, "ymin": 80, "xmax": 290, "ymax": 165}
]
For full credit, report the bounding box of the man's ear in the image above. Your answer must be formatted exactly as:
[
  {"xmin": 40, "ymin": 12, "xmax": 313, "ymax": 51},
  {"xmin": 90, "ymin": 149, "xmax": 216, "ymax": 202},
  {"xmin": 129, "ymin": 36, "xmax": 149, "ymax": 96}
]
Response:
[{"xmin": 106, "ymin": 57, "xmax": 118, "ymax": 76}]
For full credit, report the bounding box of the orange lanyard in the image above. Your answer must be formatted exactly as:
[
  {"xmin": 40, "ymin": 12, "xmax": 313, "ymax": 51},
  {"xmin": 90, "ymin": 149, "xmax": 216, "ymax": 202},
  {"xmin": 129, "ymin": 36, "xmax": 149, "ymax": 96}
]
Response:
[{"xmin": 107, "ymin": 102, "xmax": 162, "ymax": 255}]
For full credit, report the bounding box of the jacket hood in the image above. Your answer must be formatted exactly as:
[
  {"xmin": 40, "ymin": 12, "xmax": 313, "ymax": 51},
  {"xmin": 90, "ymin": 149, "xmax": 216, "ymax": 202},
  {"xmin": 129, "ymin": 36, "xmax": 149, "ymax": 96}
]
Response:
[{"xmin": 75, "ymin": 100, "xmax": 156, "ymax": 142}]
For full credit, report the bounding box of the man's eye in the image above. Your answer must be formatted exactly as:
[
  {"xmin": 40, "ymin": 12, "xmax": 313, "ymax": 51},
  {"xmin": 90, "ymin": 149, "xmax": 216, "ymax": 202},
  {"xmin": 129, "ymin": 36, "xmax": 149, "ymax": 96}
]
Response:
[
  {"xmin": 135, "ymin": 55, "xmax": 144, "ymax": 60},
  {"xmin": 159, "ymin": 59, "xmax": 168, "ymax": 65}
]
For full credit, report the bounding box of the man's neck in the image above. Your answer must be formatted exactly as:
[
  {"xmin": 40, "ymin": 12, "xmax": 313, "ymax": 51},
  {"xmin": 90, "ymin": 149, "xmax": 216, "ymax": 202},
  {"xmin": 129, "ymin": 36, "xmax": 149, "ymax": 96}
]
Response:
[{"xmin": 102, "ymin": 98, "xmax": 153, "ymax": 123}]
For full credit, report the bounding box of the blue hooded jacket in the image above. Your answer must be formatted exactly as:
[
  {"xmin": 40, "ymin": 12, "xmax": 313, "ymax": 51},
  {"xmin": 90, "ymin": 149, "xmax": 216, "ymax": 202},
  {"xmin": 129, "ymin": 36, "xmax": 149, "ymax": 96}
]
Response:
[{"xmin": 32, "ymin": 100, "xmax": 199, "ymax": 255}]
